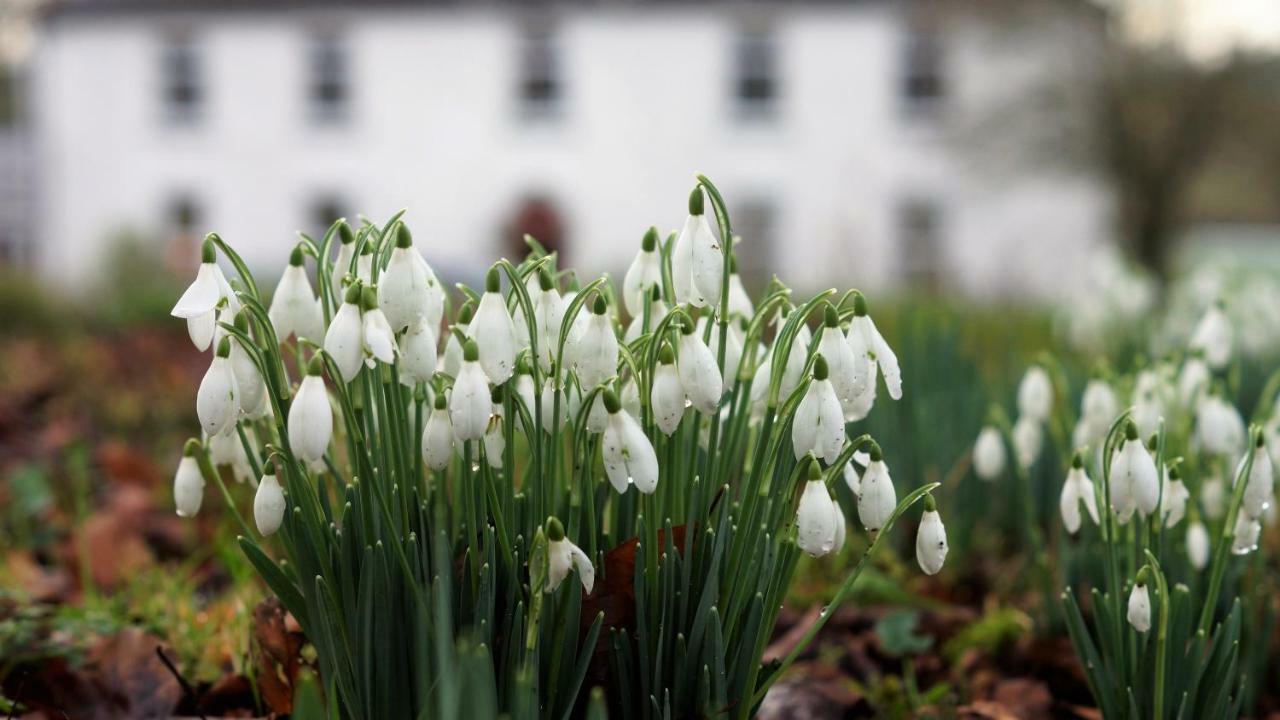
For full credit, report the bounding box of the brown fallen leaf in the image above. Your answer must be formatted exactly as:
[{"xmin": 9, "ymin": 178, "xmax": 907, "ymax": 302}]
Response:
[
  {"xmin": 90, "ymin": 629, "xmax": 184, "ymax": 718},
  {"xmin": 253, "ymin": 596, "xmax": 307, "ymax": 715}
]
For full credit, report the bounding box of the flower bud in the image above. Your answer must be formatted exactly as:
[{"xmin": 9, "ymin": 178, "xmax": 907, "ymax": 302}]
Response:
[
  {"xmin": 1127, "ymin": 579, "xmax": 1151, "ymax": 633},
  {"xmin": 254, "ymin": 468, "xmax": 286, "ymax": 536}
]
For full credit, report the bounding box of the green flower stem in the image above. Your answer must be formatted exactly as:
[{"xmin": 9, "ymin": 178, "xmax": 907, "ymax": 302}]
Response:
[{"xmin": 1197, "ymin": 426, "xmax": 1260, "ymax": 635}]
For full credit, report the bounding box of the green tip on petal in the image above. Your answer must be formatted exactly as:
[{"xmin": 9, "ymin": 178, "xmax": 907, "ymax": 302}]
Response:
[
  {"xmin": 642, "ymin": 227, "xmax": 658, "ymax": 252},
  {"xmin": 344, "ymin": 281, "xmax": 363, "ymax": 305},
  {"xmin": 593, "ymin": 294, "xmax": 607, "ymax": 315},
  {"xmin": 729, "ymin": 253, "xmax": 739, "ymax": 275},
  {"xmin": 650, "ymin": 285, "xmax": 662, "ymax": 301},
  {"xmin": 868, "ymin": 442, "xmax": 883, "ymax": 462},
  {"xmin": 516, "ymin": 354, "xmax": 532, "ymax": 375},
  {"xmin": 813, "ymin": 354, "xmax": 829, "ymax": 381},
  {"xmin": 688, "ymin": 186, "xmax": 705, "ymax": 216},
  {"xmin": 215, "ymin": 337, "xmax": 232, "ymax": 358},
  {"xmin": 1257, "ymin": 433, "xmax": 1266, "ymax": 449},
  {"xmin": 538, "ymin": 267, "xmax": 554, "ymax": 292},
  {"xmin": 359, "ymin": 240, "xmax": 375, "ymax": 256},
  {"xmin": 1168, "ymin": 464, "xmax": 1180, "ymax": 480},
  {"xmin": 463, "ymin": 338, "xmax": 480, "ymax": 363},
  {"xmin": 337, "ymin": 221, "xmax": 355, "ymax": 246},
  {"xmin": 414, "ymin": 385, "xmax": 428, "ymax": 403},
  {"xmin": 433, "ymin": 391, "xmax": 448, "ymax": 410},
  {"xmin": 1071, "ymin": 452, "xmax": 1084, "ymax": 469},
  {"xmin": 823, "ymin": 304, "xmax": 839, "ymax": 328},
  {"xmin": 485, "ymin": 266, "xmax": 501, "ymax": 293},
  {"xmin": 1147, "ymin": 434, "xmax": 1158, "ymax": 451},
  {"xmin": 490, "ymin": 384, "xmax": 505, "ymax": 404},
  {"xmin": 289, "ymin": 245, "xmax": 305, "ymax": 267},
  {"xmin": 658, "ymin": 344, "xmax": 675, "ymax": 365},
  {"xmin": 458, "ymin": 302, "xmax": 475, "ymax": 324},
  {"xmin": 201, "ymin": 237, "xmax": 217, "ymax": 264},
  {"xmin": 233, "ymin": 311, "xmax": 249, "ymax": 332},
  {"xmin": 923, "ymin": 493, "xmax": 937, "ymax": 512},
  {"xmin": 395, "ymin": 224, "xmax": 413, "ymax": 249},
  {"xmin": 262, "ymin": 457, "xmax": 276, "ymax": 476},
  {"xmin": 680, "ymin": 318, "xmax": 695, "ymax": 335},
  {"xmin": 307, "ymin": 355, "xmax": 325, "ymax": 376},
  {"xmin": 602, "ymin": 388, "xmax": 622, "ymax": 414},
  {"xmin": 183, "ymin": 438, "xmax": 202, "ymax": 457},
  {"xmin": 1135, "ymin": 565, "xmax": 1150, "ymax": 586},
  {"xmin": 852, "ymin": 291, "xmax": 868, "ymax": 317},
  {"xmin": 1124, "ymin": 421, "xmax": 1139, "ymax": 441},
  {"xmin": 360, "ymin": 286, "xmax": 379, "ymax": 311},
  {"xmin": 805, "ymin": 455, "xmax": 821, "ymax": 481},
  {"xmin": 546, "ymin": 516, "xmax": 565, "ymax": 542}
]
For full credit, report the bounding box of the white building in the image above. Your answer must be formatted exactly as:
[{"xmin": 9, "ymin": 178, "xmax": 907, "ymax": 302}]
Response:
[{"xmin": 29, "ymin": 0, "xmax": 1113, "ymax": 299}]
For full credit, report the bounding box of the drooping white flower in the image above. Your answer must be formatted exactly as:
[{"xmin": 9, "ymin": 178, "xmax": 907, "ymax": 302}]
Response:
[
  {"xmin": 226, "ymin": 316, "xmax": 266, "ymax": 418},
  {"xmin": 483, "ymin": 387, "xmax": 505, "ymax": 469},
  {"xmin": 817, "ymin": 306, "xmax": 866, "ymax": 419},
  {"xmin": 269, "ymin": 248, "xmax": 324, "ymax": 342},
  {"xmin": 1187, "ymin": 521, "xmax": 1210, "ymax": 569},
  {"xmin": 208, "ymin": 426, "xmax": 254, "ymax": 485},
  {"xmin": 695, "ymin": 316, "xmax": 743, "ymax": 393},
  {"xmin": 1177, "ymin": 353, "xmax": 1210, "ymax": 407},
  {"xmin": 186, "ymin": 305, "xmax": 219, "ymax": 353},
  {"xmin": 678, "ymin": 323, "xmax": 722, "ymax": 415},
  {"xmin": 513, "ymin": 361, "xmax": 537, "ymax": 432},
  {"xmin": 624, "ymin": 290, "xmax": 668, "ymax": 344},
  {"xmin": 1189, "ymin": 301, "xmax": 1232, "ymax": 370},
  {"xmin": 651, "ymin": 346, "xmax": 686, "ymax": 436},
  {"xmin": 856, "ymin": 448, "xmax": 896, "ymax": 532},
  {"xmin": 621, "ymin": 376, "xmax": 642, "ymax": 419},
  {"xmin": 1127, "ymin": 579, "xmax": 1151, "ymax": 632},
  {"xmin": 172, "ymin": 239, "xmax": 240, "ymax": 325},
  {"xmin": 726, "ymin": 255, "xmax": 754, "ymax": 320},
  {"xmin": 601, "ymin": 390, "xmax": 659, "ymax": 494},
  {"xmin": 324, "ymin": 284, "xmax": 365, "ymax": 382},
  {"xmin": 846, "ymin": 292, "xmax": 901, "ymax": 402},
  {"xmin": 1201, "ymin": 475, "xmax": 1227, "ymax": 520},
  {"xmin": 1109, "ymin": 425, "xmax": 1160, "ymax": 523},
  {"xmin": 1160, "ymin": 468, "xmax": 1190, "ymax": 528},
  {"xmin": 422, "ymin": 393, "xmax": 456, "ymax": 471},
  {"xmin": 530, "ymin": 270, "xmax": 564, "ymax": 373},
  {"xmin": 443, "ymin": 304, "xmax": 473, "ymax": 378},
  {"xmin": 843, "ymin": 458, "xmax": 861, "ymax": 495},
  {"xmin": 360, "ymin": 288, "xmax": 398, "ymax": 368},
  {"xmin": 915, "ymin": 499, "xmax": 948, "ymax": 575},
  {"xmin": 670, "ymin": 188, "xmax": 722, "ymax": 309},
  {"xmin": 1012, "ymin": 415, "xmax": 1043, "ymax": 469},
  {"xmin": 197, "ymin": 338, "xmax": 241, "ymax": 437},
  {"xmin": 379, "ymin": 226, "xmax": 436, "ymax": 334},
  {"xmin": 1060, "ymin": 458, "xmax": 1100, "ymax": 534},
  {"xmin": 1195, "ymin": 392, "xmax": 1245, "ymax": 457},
  {"xmin": 623, "ymin": 228, "xmax": 663, "ymax": 318},
  {"xmin": 1131, "ymin": 367, "xmax": 1169, "ymax": 438},
  {"xmin": 173, "ymin": 445, "xmax": 205, "ymax": 518},
  {"xmin": 792, "ymin": 354, "xmax": 846, "ymax": 464},
  {"xmin": 973, "ymin": 426, "xmax": 1006, "ymax": 481},
  {"xmin": 253, "ymin": 462, "xmax": 286, "ymax": 536},
  {"xmin": 539, "ymin": 376, "xmax": 571, "ymax": 433},
  {"xmin": 1232, "ymin": 511, "xmax": 1261, "ymax": 555},
  {"xmin": 288, "ymin": 360, "xmax": 334, "ymax": 469},
  {"xmin": 1074, "ymin": 378, "xmax": 1117, "ymax": 451},
  {"xmin": 413, "ymin": 251, "xmax": 446, "ymax": 332},
  {"xmin": 570, "ymin": 295, "xmax": 619, "ymax": 390},
  {"xmin": 468, "ymin": 268, "xmax": 518, "ymax": 384},
  {"xmin": 545, "ymin": 518, "xmax": 595, "ymax": 594},
  {"xmin": 1241, "ymin": 438, "xmax": 1275, "ymax": 519},
  {"xmin": 796, "ymin": 467, "xmax": 839, "ymax": 557},
  {"xmin": 450, "ymin": 339, "xmax": 492, "ymax": 442},
  {"xmin": 398, "ymin": 314, "xmax": 438, "ymax": 386},
  {"xmin": 1017, "ymin": 366, "xmax": 1053, "ymax": 423},
  {"xmin": 330, "ymin": 223, "xmax": 358, "ymax": 298}
]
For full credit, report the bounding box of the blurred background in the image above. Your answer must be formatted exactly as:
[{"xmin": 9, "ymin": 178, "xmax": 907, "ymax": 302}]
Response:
[{"xmin": 2, "ymin": 0, "xmax": 1280, "ymax": 717}]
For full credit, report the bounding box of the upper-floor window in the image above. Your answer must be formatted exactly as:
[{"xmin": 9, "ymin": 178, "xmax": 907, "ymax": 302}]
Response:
[
  {"xmin": 901, "ymin": 23, "xmax": 946, "ymax": 114},
  {"xmin": 897, "ymin": 197, "xmax": 944, "ymax": 290},
  {"xmin": 518, "ymin": 27, "xmax": 561, "ymax": 120},
  {"xmin": 161, "ymin": 37, "xmax": 202, "ymax": 124},
  {"xmin": 309, "ymin": 195, "xmax": 346, "ymax": 241},
  {"xmin": 734, "ymin": 29, "xmax": 777, "ymax": 120},
  {"xmin": 309, "ymin": 35, "xmax": 349, "ymax": 124}
]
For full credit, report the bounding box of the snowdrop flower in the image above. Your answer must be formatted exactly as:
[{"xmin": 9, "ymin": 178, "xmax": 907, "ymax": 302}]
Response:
[
  {"xmin": 752, "ymin": 312, "xmax": 811, "ymax": 406},
  {"xmin": 621, "ymin": 376, "xmax": 642, "ymax": 418},
  {"xmin": 651, "ymin": 345, "xmax": 686, "ymax": 436},
  {"xmin": 1017, "ymin": 366, "xmax": 1053, "ymax": 423},
  {"xmin": 398, "ymin": 314, "xmax": 438, "ymax": 386},
  {"xmin": 1131, "ymin": 367, "xmax": 1170, "ymax": 438},
  {"xmin": 172, "ymin": 239, "xmax": 241, "ymax": 341},
  {"xmin": 173, "ymin": 441, "xmax": 205, "ymax": 518},
  {"xmin": 570, "ymin": 295, "xmax": 618, "ymax": 390},
  {"xmin": 530, "ymin": 269, "xmax": 564, "ymax": 373},
  {"xmin": 678, "ymin": 321, "xmax": 722, "ymax": 415},
  {"xmin": 915, "ymin": 495, "xmax": 948, "ymax": 575},
  {"xmin": 483, "ymin": 386, "xmax": 505, "ymax": 469},
  {"xmin": 1060, "ymin": 454, "xmax": 1100, "ymax": 534},
  {"xmin": 843, "ymin": 457, "xmax": 861, "ymax": 495},
  {"xmin": 1195, "ymin": 391, "xmax": 1245, "ymax": 457},
  {"xmin": 254, "ymin": 459, "xmax": 286, "ymax": 536},
  {"xmin": 468, "ymin": 267, "xmax": 518, "ymax": 384},
  {"xmin": 1177, "ymin": 352, "xmax": 1210, "ymax": 407},
  {"xmin": 601, "ymin": 389, "xmax": 659, "ymax": 494},
  {"xmin": 972, "ymin": 425, "xmax": 1006, "ymax": 481},
  {"xmin": 227, "ymin": 313, "xmax": 266, "ymax": 418},
  {"xmin": 1189, "ymin": 300, "xmax": 1232, "ymax": 370},
  {"xmin": 1074, "ymin": 378, "xmax": 1117, "ymax": 450},
  {"xmin": 792, "ymin": 355, "xmax": 846, "ymax": 464},
  {"xmin": 1187, "ymin": 520, "xmax": 1210, "ymax": 569},
  {"xmin": 1109, "ymin": 422, "xmax": 1159, "ymax": 523},
  {"xmin": 450, "ymin": 339, "xmax": 492, "ymax": 442},
  {"xmin": 539, "ymin": 375, "xmax": 571, "ymax": 433},
  {"xmin": 670, "ymin": 187, "xmax": 722, "ymax": 309},
  {"xmin": 513, "ymin": 358, "xmax": 537, "ymax": 431},
  {"xmin": 623, "ymin": 228, "xmax": 662, "ymax": 318},
  {"xmin": 1127, "ymin": 571, "xmax": 1151, "ymax": 632},
  {"xmin": 1232, "ymin": 512, "xmax": 1261, "ymax": 555},
  {"xmin": 857, "ymin": 446, "xmax": 896, "ymax": 532},
  {"xmin": 796, "ymin": 460, "xmax": 839, "ymax": 557},
  {"xmin": 324, "ymin": 283, "xmax": 365, "ymax": 382},
  {"xmin": 818, "ymin": 305, "xmax": 866, "ymax": 419},
  {"xmin": 378, "ymin": 225, "xmax": 435, "ymax": 333},
  {"xmin": 1160, "ymin": 466, "xmax": 1190, "ymax": 528},
  {"xmin": 846, "ymin": 292, "xmax": 902, "ymax": 402},
  {"xmin": 185, "ymin": 301, "xmax": 222, "ymax": 353},
  {"xmin": 624, "ymin": 287, "xmax": 668, "ymax": 344},
  {"xmin": 695, "ymin": 316, "xmax": 742, "ymax": 393},
  {"xmin": 208, "ymin": 427, "xmax": 254, "ymax": 485},
  {"xmin": 360, "ymin": 286, "xmax": 397, "ymax": 368},
  {"xmin": 422, "ymin": 392, "xmax": 456, "ymax": 471},
  {"xmin": 330, "ymin": 222, "xmax": 357, "ymax": 299},
  {"xmin": 269, "ymin": 246, "xmax": 324, "ymax": 342},
  {"xmin": 1012, "ymin": 415, "xmax": 1043, "ymax": 469},
  {"xmin": 288, "ymin": 358, "xmax": 334, "ymax": 470},
  {"xmin": 1201, "ymin": 475, "xmax": 1227, "ymax": 520},
  {"xmin": 832, "ymin": 503, "xmax": 848, "ymax": 555},
  {"xmin": 1240, "ymin": 436, "xmax": 1274, "ymax": 519},
  {"xmin": 442, "ymin": 303, "xmax": 474, "ymax": 378},
  {"xmin": 197, "ymin": 338, "xmax": 241, "ymax": 437},
  {"xmin": 726, "ymin": 254, "xmax": 754, "ymax": 320},
  {"xmin": 545, "ymin": 517, "xmax": 594, "ymax": 594}
]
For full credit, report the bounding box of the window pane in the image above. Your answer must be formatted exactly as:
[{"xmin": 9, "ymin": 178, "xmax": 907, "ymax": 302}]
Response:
[
  {"xmin": 161, "ymin": 39, "xmax": 201, "ymax": 123},
  {"xmin": 734, "ymin": 30, "xmax": 777, "ymax": 118},
  {"xmin": 310, "ymin": 35, "xmax": 348, "ymax": 123},
  {"xmin": 518, "ymin": 28, "xmax": 560, "ymax": 118}
]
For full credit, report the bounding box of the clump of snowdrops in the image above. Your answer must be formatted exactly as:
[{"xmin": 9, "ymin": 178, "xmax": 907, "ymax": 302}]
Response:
[
  {"xmin": 166, "ymin": 176, "xmax": 945, "ymax": 719},
  {"xmin": 973, "ymin": 301, "xmax": 1279, "ymax": 719}
]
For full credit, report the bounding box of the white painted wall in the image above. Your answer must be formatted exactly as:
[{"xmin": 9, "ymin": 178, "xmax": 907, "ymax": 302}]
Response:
[{"xmin": 30, "ymin": 3, "xmax": 1112, "ymax": 300}]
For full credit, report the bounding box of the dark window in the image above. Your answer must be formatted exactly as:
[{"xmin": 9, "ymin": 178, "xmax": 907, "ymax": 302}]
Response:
[
  {"xmin": 309, "ymin": 35, "xmax": 348, "ymax": 123},
  {"xmin": 519, "ymin": 28, "xmax": 560, "ymax": 117},
  {"xmin": 161, "ymin": 38, "xmax": 202, "ymax": 123},
  {"xmin": 165, "ymin": 195, "xmax": 203, "ymax": 268},
  {"xmin": 730, "ymin": 198, "xmax": 775, "ymax": 286},
  {"xmin": 734, "ymin": 30, "xmax": 777, "ymax": 118},
  {"xmin": 901, "ymin": 24, "xmax": 945, "ymax": 111},
  {"xmin": 310, "ymin": 196, "xmax": 346, "ymax": 241},
  {"xmin": 506, "ymin": 195, "xmax": 565, "ymax": 261},
  {"xmin": 897, "ymin": 198, "xmax": 943, "ymax": 290},
  {"xmin": 0, "ymin": 64, "xmax": 18, "ymax": 127}
]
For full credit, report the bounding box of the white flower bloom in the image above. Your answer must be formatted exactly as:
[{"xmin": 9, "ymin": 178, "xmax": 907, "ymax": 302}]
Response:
[
  {"xmin": 624, "ymin": 293, "xmax": 668, "ymax": 344},
  {"xmin": 792, "ymin": 355, "xmax": 846, "ymax": 464},
  {"xmin": 601, "ymin": 391, "xmax": 659, "ymax": 494},
  {"xmin": 1160, "ymin": 470, "xmax": 1190, "ymax": 528},
  {"xmin": 623, "ymin": 229, "xmax": 663, "ymax": 317},
  {"xmin": 651, "ymin": 349, "xmax": 686, "ymax": 436},
  {"xmin": 726, "ymin": 263, "xmax": 754, "ymax": 320},
  {"xmin": 678, "ymin": 326, "xmax": 722, "ymax": 415},
  {"xmin": 846, "ymin": 294, "xmax": 901, "ymax": 401},
  {"xmin": 1242, "ymin": 441, "xmax": 1275, "ymax": 519},
  {"xmin": 1189, "ymin": 302, "xmax": 1232, "ymax": 370},
  {"xmin": 844, "ymin": 356, "xmax": 878, "ymax": 422},
  {"xmin": 570, "ymin": 296, "xmax": 618, "ymax": 390},
  {"xmin": 442, "ymin": 307, "xmax": 472, "ymax": 378},
  {"xmin": 379, "ymin": 233, "xmax": 435, "ymax": 333},
  {"xmin": 973, "ymin": 426, "xmax": 1006, "ymax": 481},
  {"xmin": 796, "ymin": 475, "xmax": 839, "ymax": 557},
  {"xmin": 422, "ymin": 395, "xmax": 456, "ymax": 471},
  {"xmin": 843, "ymin": 458, "xmax": 861, "ymax": 495},
  {"xmin": 172, "ymin": 242, "xmax": 239, "ymax": 321},
  {"xmin": 915, "ymin": 505, "xmax": 948, "ymax": 575},
  {"xmin": 1076, "ymin": 378, "xmax": 1117, "ymax": 450},
  {"xmin": 1187, "ymin": 521, "xmax": 1210, "ymax": 569},
  {"xmin": 1195, "ymin": 393, "xmax": 1245, "ymax": 457},
  {"xmin": 288, "ymin": 367, "xmax": 334, "ymax": 468},
  {"xmin": 857, "ymin": 451, "xmax": 896, "ymax": 532},
  {"xmin": 1127, "ymin": 582, "xmax": 1151, "ymax": 632},
  {"xmin": 1177, "ymin": 355, "xmax": 1210, "ymax": 407},
  {"xmin": 208, "ymin": 427, "xmax": 254, "ymax": 485},
  {"xmin": 1060, "ymin": 462, "xmax": 1100, "ymax": 534},
  {"xmin": 1201, "ymin": 476, "xmax": 1227, "ymax": 520},
  {"xmin": 1232, "ymin": 511, "xmax": 1261, "ymax": 555},
  {"xmin": 530, "ymin": 272, "xmax": 564, "ymax": 373},
  {"xmin": 620, "ymin": 376, "xmax": 642, "ymax": 418},
  {"xmin": 468, "ymin": 270, "xmax": 518, "ymax": 384},
  {"xmin": 254, "ymin": 467, "xmax": 286, "ymax": 536},
  {"xmin": 1131, "ymin": 368, "xmax": 1168, "ymax": 438},
  {"xmin": 324, "ymin": 292, "xmax": 365, "ymax": 383},
  {"xmin": 361, "ymin": 299, "xmax": 397, "ymax": 369},
  {"xmin": 514, "ymin": 368, "xmax": 537, "ymax": 431},
  {"xmin": 227, "ymin": 329, "xmax": 265, "ymax": 418},
  {"xmin": 832, "ymin": 503, "xmax": 848, "ymax": 555},
  {"xmin": 173, "ymin": 452, "xmax": 205, "ymax": 518},
  {"xmin": 546, "ymin": 521, "xmax": 595, "ymax": 594},
  {"xmin": 1109, "ymin": 431, "xmax": 1159, "ymax": 523},
  {"xmin": 450, "ymin": 341, "xmax": 492, "ymax": 442},
  {"xmin": 269, "ymin": 253, "xmax": 324, "ymax": 342},
  {"xmin": 671, "ymin": 189, "xmax": 722, "ymax": 308},
  {"xmin": 1012, "ymin": 416, "xmax": 1043, "ymax": 469},
  {"xmin": 413, "ymin": 252, "xmax": 446, "ymax": 332},
  {"xmin": 539, "ymin": 378, "xmax": 570, "ymax": 433},
  {"xmin": 1017, "ymin": 366, "xmax": 1053, "ymax": 423},
  {"xmin": 331, "ymin": 229, "xmax": 357, "ymax": 298},
  {"xmin": 187, "ymin": 308, "xmax": 219, "ymax": 353},
  {"xmin": 817, "ymin": 307, "xmax": 866, "ymax": 419},
  {"xmin": 695, "ymin": 316, "xmax": 743, "ymax": 392},
  {"xmin": 398, "ymin": 314, "xmax": 438, "ymax": 386},
  {"xmin": 197, "ymin": 340, "xmax": 241, "ymax": 437},
  {"xmin": 483, "ymin": 394, "xmax": 505, "ymax": 469}
]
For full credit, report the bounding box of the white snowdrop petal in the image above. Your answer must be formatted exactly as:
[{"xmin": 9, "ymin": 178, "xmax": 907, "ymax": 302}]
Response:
[
  {"xmin": 450, "ymin": 362, "xmax": 492, "ymax": 441},
  {"xmin": 197, "ymin": 357, "xmax": 240, "ymax": 437},
  {"xmin": 174, "ymin": 456, "xmax": 205, "ymax": 518},
  {"xmin": 289, "ymin": 375, "xmax": 334, "ymax": 464},
  {"xmin": 469, "ymin": 291, "xmax": 518, "ymax": 384},
  {"xmin": 973, "ymin": 426, "xmax": 1006, "ymax": 481},
  {"xmin": 796, "ymin": 480, "xmax": 838, "ymax": 557},
  {"xmin": 172, "ymin": 263, "xmax": 224, "ymax": 319},
  {"xmin": 651, "ymin": 364, "xmax": 686, "ymax": 436},
  {"xmin": 857, "ymin": 460, "xmax": 896, "ymax": 532},
  {"xmin": 1127, "ymin": 584, "xmax": 1151, "ymax": 632},
  {"xmin": 915, "ymin": 510, "xmax": 948, "ymax": 575},
  {"xmin": 254, "ymin": 474, "xmax": 287, "ymax": 536},
  {"xmin": 422, "ymin": 407, "xmax": 456, "ymax": 471},
  {"xmin": 324, "ymin": 303, "xmax": 365, "ymax": 382}
]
